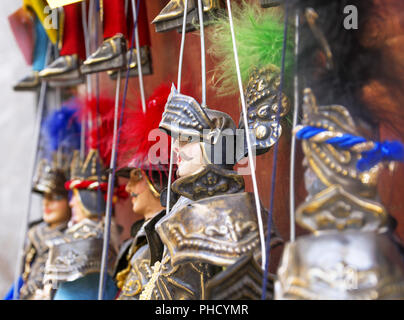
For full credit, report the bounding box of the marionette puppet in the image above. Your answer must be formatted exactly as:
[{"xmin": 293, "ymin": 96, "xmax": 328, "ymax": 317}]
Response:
[
  {"xmin": 39, "ymin": 0, "xmax": 151, "ymax": 83},
  {"xmin": 167, "ymin": 2, "xmax": 289, "ymax": 300},
  {"xmin": 275, "ymin": 0, "xmax": 404, "ymax": 300},
  {"xmin": 152, "ymin": 0, "xmax": 221, "ymax": 33},
  {"xmin": 43, "ymin": 97, "xmax": 121, "ymax": 300},
  {"xmin": 11, "ymin": 106, "xmax": 80, "ymax": 300},
  {"xmin": 38, "ymin": 1, "xmax": 86, "ymax": 85},
  {"xmin": 128, "ymin": 75, "xmax": 283, "ymax": 300},
  {"xmin": 11, "ymin": 0, "xmax": 58, "ymax": 91},
  {"xmin": 119, "ymin": 1, "xmax": 288, "ymax": 301},
  {"xmin": 109, "ymin": 85, "xmax": 174, "ymax": 299},
  {"xmin": 81, "ymin": 0, "xmax": 152, "ymax": 79},
  {"xmin": 113, "ymin": 175, "xmax": 142, "ymax": 246}
]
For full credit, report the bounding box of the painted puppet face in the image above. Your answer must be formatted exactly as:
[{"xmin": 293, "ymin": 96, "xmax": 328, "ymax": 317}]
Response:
[
  {"xmin": 125, "ymin": 169, "xmax": 162, "ymax": 219},
  {"xmin": 42, "ymin": 193, "xmax": 71, "ymax": 228},
  {"xmin": 68, "ymin": 192, "xmax": 87, "ymax": 224},
  {"xmin": 114, "ymin": 176, "xmax": 143, "ymax": 242},
  {"xmin": 173, "ymin": 139, "xmax": 206, "ymax": 178}
]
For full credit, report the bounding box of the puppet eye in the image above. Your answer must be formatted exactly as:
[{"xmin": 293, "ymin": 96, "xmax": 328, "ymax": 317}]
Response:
[{"xmin": 129, "ymin": 168, "xmax": 143, "ymax": 182}]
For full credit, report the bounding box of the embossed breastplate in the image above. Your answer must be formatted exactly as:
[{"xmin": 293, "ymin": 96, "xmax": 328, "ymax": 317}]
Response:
[
  {"xmin": 20, "ymin": 222, "xmax": 67, "ymax": 300},
  {"xmin": 139, "ymin": 188, "xmax": 283, "ymax": 300},
  {"xmin": 117, "ymin": 211, "xmax": 166, "ymax": 300},
  {"xmin": 139, "ymin": 250, "xmax": 217, "ymax": 300},
  {"xmin": 43, "ymin": 219, "xmax": 118, "ymax": 288},
  {"xmin": 276, "ymin": 231, "xmax": 404, "ymax": 300},
  {"xmin": 118, "ymin": 245, "xmax": 152, "ymax": 300},
  {"xmin": 156, "ymin": 192, "xmax": 264, "ymax": 267}
]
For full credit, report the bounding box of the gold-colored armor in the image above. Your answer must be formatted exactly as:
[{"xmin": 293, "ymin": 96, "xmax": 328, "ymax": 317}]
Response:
[
  {"xmin": 275, "ymin": 89, "xmax": 404, "ymax": 300},
  {"xmin": 119, "ymin": 89, "xmax": 283, "ymax": 300},
  {"xmin": 116, "ymin": 186, "xmax": 281, "ymax": 300}
]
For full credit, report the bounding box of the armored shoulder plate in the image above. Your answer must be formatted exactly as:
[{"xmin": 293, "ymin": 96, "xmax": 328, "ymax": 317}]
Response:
[
  {"xmin": 44, "ymin": 219, "xmax": 117, "ymax": 287},
  {"xmin": 276, "ymin": 231, "xmax": 404, "ymax": 300},
  {"xmin": 64, "ymin": 218, "xmax": 105, "ymax": 240},
  {"xmin": 156, "ymin": 192, "xmax": 263, "ymax": 267},
  {"xmin": 238, "ymin": 66, "xmax": 290, "ymax": 159},
  {"xmin": 205, "ymin": 253, "xmax": 275, "ymax": 300}
]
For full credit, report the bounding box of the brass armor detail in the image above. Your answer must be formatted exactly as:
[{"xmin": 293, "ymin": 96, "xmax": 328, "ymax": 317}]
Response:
[
  {"xmin": 171, "ymin": 165, "xmax": 245, "ymax": 201},
  {"xmin": 206, "ymin": 253, "xmax": 275, "ymax": 300},
  {"xmin": 296, "ymin": 185, "xmax": 388, "ymax": 233},
  {"xmin": 156, "ymin": 192, "xmax": 262, "ymax": 267},
  {"xmin": 139, "ymin": 261, "xmax": 161, "ymax": 300},
  {"xmin": 138, "ymin": 252, "xmax": 216, "ymax": 300},
  {"xmin": 240, "ymin": 66, "xmax": 290, "ymax": 158},
  {"xmin": 70, "ymin": 149, "xmax": 108, "ymax": 182},
  {"xmin": 118, "ymin": 245, "xmax": 153, "ymax": 300},
  {"xmin": 301, "ymin": 88, "xmax": 379, "ymax": 198},
  {"xmin": 296, "ymin": 89, "xmax": 388, "ymax": 233},
  {"xmin": 276, "ymin": 232, "xmax": 404, "ymax": 300},
  {"xmin": 275, "ymin": 88, "xmax": 404, "ymax": 300},
  {"xmin": 245, "ymin": 66, "xmax": 289, "ymax": 113},
  {"xmin": 116, "ymin": 240, "xmax": 145, "ymax": 290}
]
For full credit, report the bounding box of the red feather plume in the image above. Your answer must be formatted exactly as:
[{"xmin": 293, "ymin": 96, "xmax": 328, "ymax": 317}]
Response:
[
  {"xmin": 117, "ymin": 84, "xmax": 172, "ymax": 171},
  {"xmin": 80, "ymin": 95, "xmax": 116, "ymax": 167}
]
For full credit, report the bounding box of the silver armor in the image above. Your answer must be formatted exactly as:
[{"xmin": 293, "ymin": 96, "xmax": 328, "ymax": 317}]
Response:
[
  {"xmin": 43, "ymin": 218, "xmax": 118, "ymax": 290},
  {"xmin": 19, "ymin": 222, "xmax": 67, "ymax": 300}
]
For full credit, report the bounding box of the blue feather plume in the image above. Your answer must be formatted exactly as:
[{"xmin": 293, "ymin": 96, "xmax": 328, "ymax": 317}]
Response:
[{"xmin": 41, "ymin": 104, "xmax": 81, "ymax": 159}]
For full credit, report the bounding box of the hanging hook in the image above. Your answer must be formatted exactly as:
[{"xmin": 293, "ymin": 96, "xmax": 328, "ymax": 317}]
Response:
[
  {"xmin": 166, "ymin": 0, "xmax": 189, "ymax": 219},
  {"xmin": 305, "ymin": 8, "xmax": 334, "ymax": 70},
  {"xmin": 131, "ymin": 0, "xmax": 146, "ymax": 113},
  {"xmin": 197, "ymin": 0, "xmax": 207, "ymax": 107}
]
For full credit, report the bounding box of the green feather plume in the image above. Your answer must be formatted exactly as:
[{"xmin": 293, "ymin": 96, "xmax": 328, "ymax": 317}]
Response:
[{"xmin": 208, "ymin": 1, "xmax": 294, "ymax": 95}]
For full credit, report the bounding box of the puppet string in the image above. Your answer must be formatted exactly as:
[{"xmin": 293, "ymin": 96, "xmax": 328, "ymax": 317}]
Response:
[
  {"xmin": 261, "ymin": 0, "xmax": 290, "ymax": 300},
  {"xmin": 98, "ymin": 0, "xmax": 141, "ymax": 300},
  {"xmin": 226, "ymin": 0, "xmax": 266, "ymax": 271}
]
